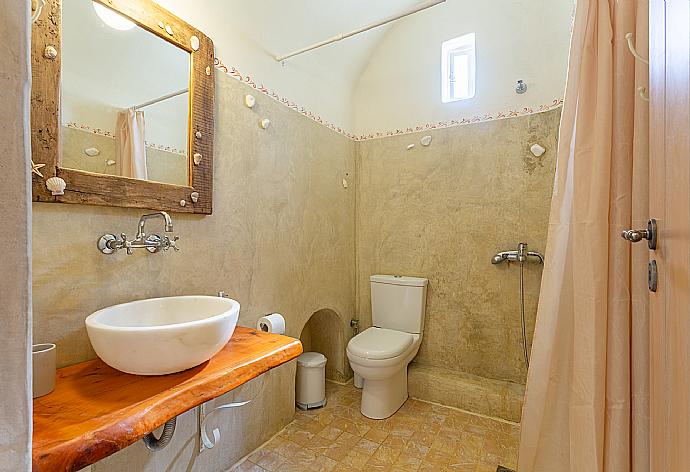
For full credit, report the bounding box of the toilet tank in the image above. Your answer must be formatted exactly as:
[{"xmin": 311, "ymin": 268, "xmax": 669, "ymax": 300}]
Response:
[{"xmin": 370, "ymin": 275, "xmax": 428, "ymax": 334}]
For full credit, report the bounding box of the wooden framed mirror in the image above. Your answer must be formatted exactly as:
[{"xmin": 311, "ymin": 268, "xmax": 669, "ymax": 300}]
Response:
[{"xmin": 31, "ymin": 0, "xmax": 215, "ymax": 214}]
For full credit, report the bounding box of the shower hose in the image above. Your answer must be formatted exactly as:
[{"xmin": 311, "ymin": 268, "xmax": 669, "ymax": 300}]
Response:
[{"xmin": 519, "ymin": 259, "xmax": 530, "ymax": 369}]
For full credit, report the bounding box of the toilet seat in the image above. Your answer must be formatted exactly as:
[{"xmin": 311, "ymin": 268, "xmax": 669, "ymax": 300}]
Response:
[{"xmin": 347, "ymin": 327, "xmax": 414, "ymax": 360}]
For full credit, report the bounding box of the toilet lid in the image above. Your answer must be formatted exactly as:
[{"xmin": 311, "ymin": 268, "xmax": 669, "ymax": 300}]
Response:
[{"xmin": 347, "ymin": 327, "xmax": 414, "ymax": 360}]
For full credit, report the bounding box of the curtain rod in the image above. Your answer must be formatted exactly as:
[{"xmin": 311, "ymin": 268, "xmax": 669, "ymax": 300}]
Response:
[
  {"xmin": 133, "ymin": 88, "xmax": 188, "ymax": 110},
  {"xmin": 275, "ymin": 0, "xmax": 447, "ymax": 62}
]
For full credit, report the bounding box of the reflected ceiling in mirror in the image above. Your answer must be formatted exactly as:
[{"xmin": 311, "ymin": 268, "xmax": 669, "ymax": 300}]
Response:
[{"xmin": 61, "ymin": 0, "xmax": 191, "ymax": 186}]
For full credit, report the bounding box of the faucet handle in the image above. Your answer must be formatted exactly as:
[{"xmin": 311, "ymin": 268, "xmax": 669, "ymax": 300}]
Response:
[
  {"xmin": 163, "ymin": 235, "xmax": 180, "ymax": 252},
  {"xmin": 117, "ymin": 233, "xmax": 135, "ymax": 255}
]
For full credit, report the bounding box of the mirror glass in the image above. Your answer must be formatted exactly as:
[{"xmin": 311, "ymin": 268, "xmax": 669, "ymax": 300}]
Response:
[{"xmin": 61, "ymin": 0, "xmax": 191, "ymax": 186}]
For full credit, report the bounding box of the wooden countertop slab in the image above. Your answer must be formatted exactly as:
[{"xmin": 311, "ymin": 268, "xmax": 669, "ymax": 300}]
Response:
[{"xmin": 33, "ymin": 327, "xmax": 303, "ymax": 472}]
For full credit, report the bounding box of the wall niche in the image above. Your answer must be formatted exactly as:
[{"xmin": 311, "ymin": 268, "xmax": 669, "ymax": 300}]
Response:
[{"xmin": 300, "ymin": 308, "xmax": 351, "ymax": 383}]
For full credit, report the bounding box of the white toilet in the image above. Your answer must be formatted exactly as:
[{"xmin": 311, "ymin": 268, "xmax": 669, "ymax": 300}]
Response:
[{"xmin": 347, "ymin": 274, "xmax": 428, "ymax": 419}]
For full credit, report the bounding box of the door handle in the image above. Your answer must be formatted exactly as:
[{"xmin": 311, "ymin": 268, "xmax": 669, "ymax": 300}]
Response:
[{"xmin": 621, "ymin": 218, "xmax": 657, "ymax": 250}]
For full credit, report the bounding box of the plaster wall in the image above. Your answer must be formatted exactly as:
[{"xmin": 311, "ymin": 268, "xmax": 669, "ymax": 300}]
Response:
[
  {"xmin": 355, "ymin": 109, "xmax": 560, "ymax": 385},
  {"xmin": 0, "ymin": 1, "xmax": 32, "ymax": 470}
]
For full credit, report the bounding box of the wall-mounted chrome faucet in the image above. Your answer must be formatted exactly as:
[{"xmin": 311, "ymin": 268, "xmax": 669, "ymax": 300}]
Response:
[
  {"xmin": 98, "ymin": 211, "xmax": 179, "ymax": 255},
  {"xmin": 491, "ymin": 242, "xmax": 544, "ymax": 264},
  {"xmin": 137, "ymin": 211, "xmax": 174, "ymax": 237}
]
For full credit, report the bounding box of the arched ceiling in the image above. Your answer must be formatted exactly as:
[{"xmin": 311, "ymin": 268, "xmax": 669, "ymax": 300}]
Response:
[
  {"xmin": 198, "ymin": 0, "xmax": 425, "ymax": 85},
  {"xmin": 59, "ymin": 1, "xmax": 572, "ymax": 135},
  {"xmin": 157, "ymin": 0, "xmax": 436, "ymax": 129}
]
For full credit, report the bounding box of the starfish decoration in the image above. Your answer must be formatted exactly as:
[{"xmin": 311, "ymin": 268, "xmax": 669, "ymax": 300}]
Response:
[{"xmin": 31, "ymin": 160, "xmax": 46, "ymax": 178}]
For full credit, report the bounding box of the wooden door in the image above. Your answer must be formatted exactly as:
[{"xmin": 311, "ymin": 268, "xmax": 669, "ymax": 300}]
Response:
[{"xmin": 649, "ymin": 1, "xmax": 690, "ymax": 470}]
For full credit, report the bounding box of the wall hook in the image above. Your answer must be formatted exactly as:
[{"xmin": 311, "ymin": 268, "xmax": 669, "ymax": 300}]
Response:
[
  {"xmin": 638, "ymin": 86, "xmax": 650, "ymax": 102},
  {"xmin": 625, "ymin": 32, "xmax": 649, "ymax": 65}
]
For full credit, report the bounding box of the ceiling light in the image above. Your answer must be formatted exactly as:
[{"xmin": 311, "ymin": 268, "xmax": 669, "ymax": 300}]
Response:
[{"xmin": 92, "ymin": 2, "xmax": 135, "ymax": 31}]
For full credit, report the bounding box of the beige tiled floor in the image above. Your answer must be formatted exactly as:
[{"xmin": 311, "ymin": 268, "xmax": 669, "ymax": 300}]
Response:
[{"xmin": 233, "ymin": 381, "xmax": 519, "ymax": 472}]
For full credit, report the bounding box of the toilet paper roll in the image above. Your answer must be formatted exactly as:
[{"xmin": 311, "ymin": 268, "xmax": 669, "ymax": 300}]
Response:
[{"xmin": 257, "ymin": 313, "xmax": 286, "ymax": 335}]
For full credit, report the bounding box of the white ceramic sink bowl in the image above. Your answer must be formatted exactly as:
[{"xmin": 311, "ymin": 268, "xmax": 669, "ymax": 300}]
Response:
[{"xmin": 85, "ymin": 296, "xmax": 240, "ymax": 375}]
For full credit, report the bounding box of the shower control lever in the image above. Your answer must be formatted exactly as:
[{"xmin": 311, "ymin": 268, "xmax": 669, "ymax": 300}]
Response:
[{"xmin": 491, "ymin": 243, "xmax": 544, "ymax": 265}]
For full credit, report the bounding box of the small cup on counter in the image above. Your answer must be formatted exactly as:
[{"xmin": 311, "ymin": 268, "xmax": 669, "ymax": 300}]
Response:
[{"xmin": 33, "ymin": 343, "xmax": 56, "ymax": 398}]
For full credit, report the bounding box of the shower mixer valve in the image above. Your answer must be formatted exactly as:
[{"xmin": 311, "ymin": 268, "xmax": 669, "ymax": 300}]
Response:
[{"xmin": 491, "ymin": 242, "xmax": 544, "ymax": 264}]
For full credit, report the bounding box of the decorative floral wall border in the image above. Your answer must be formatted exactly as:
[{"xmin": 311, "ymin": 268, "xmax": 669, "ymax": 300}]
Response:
[
  {"xmin": 213, "ymin": 58, "xmax": 564, "ymax": 142},
  {"xmin": 66, "ymin": 61, "xmax": 565, "ymax": 149},
  {"xmin": 64, "ymin": 122, "xmax": 188, "ymax": 156},
  {"xmin": 353, "ymin": 98, "xmax": 564, "ymax": 141},
  {"xmin": 214, "ymin": 58, "xmax": 359, "ymax": 140}
]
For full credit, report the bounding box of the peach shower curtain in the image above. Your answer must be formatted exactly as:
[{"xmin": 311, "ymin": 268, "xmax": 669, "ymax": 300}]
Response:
[
  {"xmin": 116, "ymin": 108, "xmax": 148, "ymax": 180},
  {"xmin": 517, "ymin": 0, "xmax": 649, "ymax": 471}
]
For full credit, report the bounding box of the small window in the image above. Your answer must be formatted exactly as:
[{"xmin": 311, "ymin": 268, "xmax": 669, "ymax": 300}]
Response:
[{"xmin": 442, "ymin": 33, "xmax": 476, "ymax": 103}]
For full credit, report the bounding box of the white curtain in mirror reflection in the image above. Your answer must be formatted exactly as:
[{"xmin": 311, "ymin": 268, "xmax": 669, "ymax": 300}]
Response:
[{"xmin": 116, "ymin": 109, "xmax": 148, "ymax": 180}]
